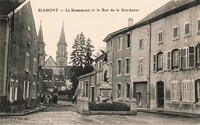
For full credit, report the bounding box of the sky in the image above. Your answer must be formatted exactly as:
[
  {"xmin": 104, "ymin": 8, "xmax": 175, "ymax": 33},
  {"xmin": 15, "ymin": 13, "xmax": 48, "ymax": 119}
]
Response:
[{"xmin": 30, "ymin": 0, "xmax": 170, "ymax": 64}]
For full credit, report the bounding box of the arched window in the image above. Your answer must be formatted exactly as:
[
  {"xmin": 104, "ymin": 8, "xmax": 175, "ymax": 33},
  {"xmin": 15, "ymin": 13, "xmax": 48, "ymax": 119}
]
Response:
[
  {"xmin": 117, "ymin": 59, "xmax": 122, "ymax": 75},
  {"xmin": 126, "ymin": 83, "xmax": 130, "ymax": 98},
  {"xmin": 125, "ymin": 58, "xmax": 130, "ymax": 74},
  {"xmin": 117, "ymin": 83, "xmax": 122, "ymax": 98},
  {"xmin": 172, "ymin": 49, "xmax": 180, "ymax": 69},
  {"xmin": 157, "ymin": 52, "xmax": 163, "ymax": 71}
]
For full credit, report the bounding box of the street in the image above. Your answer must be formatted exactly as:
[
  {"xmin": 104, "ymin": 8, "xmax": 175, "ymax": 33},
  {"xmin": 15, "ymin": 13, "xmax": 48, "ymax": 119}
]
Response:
[{"xmin": 0, "ymin": 101, "xmax": 200, "ymax": 125}]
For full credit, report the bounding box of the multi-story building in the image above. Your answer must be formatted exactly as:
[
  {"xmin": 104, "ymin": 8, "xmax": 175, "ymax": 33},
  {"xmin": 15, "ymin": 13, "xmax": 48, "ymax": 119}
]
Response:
[
  {"xmin": 0, "ymin": 0, "xmax": 39, "ymax": 112},
  {"xmin": 103, "ymin": 19, "xmax": 133, "ymax": 103},
  {"xmin": 148, "ymin": 0, "xmax": 200, "ymax": 112}
]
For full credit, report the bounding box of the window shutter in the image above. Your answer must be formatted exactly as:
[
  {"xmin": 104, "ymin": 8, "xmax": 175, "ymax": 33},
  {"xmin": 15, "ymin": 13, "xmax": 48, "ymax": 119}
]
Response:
[
  {"xmin": 167, "ymin": 51, "xmax": 171, "ymax": 70},
  {"xmin": 189, "ymin": 47, "xmax": 195, "ymax": 67},
  {"xmin": 191, "ymin": 80, "xmax": 197, "ymax": 102},
  {"xmin": 153, "ymin": 54, "xmax": 157, "ymax": 72},
  {"xmin": 181, "ymin": 48, "xmax": 186, "ymax": 69},
  {"xmin": 179, "ymin": 49, "xmax": 182, "ymax": 69},
  {"xmin": 15, "ymin": 87, "xmax": 18, "ymax": 101},
  {"xmin": 163, "ymin": 52, "xmax": 167, "ymax": 70},
  {"xmin": 171, "ymin": 82, "xmax": 175, "ymax": 101}
]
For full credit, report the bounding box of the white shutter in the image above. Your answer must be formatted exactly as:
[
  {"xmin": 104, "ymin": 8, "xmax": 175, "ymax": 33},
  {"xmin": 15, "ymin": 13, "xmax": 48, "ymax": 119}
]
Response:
[
  {"xmin": 179, "ymin": 48, "xmax": 182, "ymax": 69},
  {"xmin": 191, "ymin": 79, "xmax": 196, "ymax": 102},
  {"xmin": 27, "ymin": 82, "xmax": 30, "ymax": 98},
  {"xmin": 167, "ymin": 51, "xmax": 171, "ymax": 70},
  {"xmin": 9, "ymin": 82, "xmax": 13, "ymax": 101},
  {"xmin": 15, "ymin": 87, "xmax": 18, "ymax": 101},
  {"xmin": 23, "ymin": 81, "xmax": 26, "ymax": 99}
]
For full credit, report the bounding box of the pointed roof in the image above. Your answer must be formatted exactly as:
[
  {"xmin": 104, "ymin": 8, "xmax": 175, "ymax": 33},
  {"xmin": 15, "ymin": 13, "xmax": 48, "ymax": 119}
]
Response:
[
  {"xmin": 57, "ymin": 22, "xmax": 67, "ymax": 46},
  {"xmin": 44, "ymin": 56, "xmax": 58, "ymax": 67},
  {"xmin": 38, "ymin": 21, "xmax": 45, "ymax": 44}
]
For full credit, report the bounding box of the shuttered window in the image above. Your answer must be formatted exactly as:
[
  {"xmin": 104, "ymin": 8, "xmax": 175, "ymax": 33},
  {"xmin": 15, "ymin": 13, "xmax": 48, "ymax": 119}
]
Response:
[
  {"xmin": 171, "ymin": 81, "xmax": 180, "ymax": 101},
  {"xmin": 138, "ymin": 57, "xmax": 143, "ymax": 75},
  {"xmin": 157, "ymin": 52, "xmax": 163, "ymax": 71},
  {"xmin": 182, "ymin": 80, "xmax": 196, "ymax": 102}
]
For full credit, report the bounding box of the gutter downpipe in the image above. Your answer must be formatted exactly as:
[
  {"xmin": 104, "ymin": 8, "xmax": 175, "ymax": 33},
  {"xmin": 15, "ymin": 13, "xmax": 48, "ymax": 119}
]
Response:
[{"xmin": 147, "ymin": 21, "xmax": 151, "ymax": 109}]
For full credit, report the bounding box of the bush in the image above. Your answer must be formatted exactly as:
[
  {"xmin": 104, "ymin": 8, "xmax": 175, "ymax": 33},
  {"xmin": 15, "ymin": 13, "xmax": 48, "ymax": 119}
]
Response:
[{"xmin": 89, "ymin": 102, "xmax": 130, "ymax": 111}]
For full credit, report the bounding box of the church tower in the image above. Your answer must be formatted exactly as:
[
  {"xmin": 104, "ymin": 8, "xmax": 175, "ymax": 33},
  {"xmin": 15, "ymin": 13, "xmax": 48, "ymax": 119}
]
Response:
[
  {"xmin": 56, "ymin": 22, "xmax": 67, "ymax": 67},
  {"xmin": 38, "ymin": 21, "xmax": 46, "ymax": 67}
]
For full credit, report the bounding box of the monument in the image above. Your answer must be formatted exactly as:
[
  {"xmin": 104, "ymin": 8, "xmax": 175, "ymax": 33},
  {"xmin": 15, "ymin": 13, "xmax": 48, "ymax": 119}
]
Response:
[{"xmin": 98, "ymin": 52, "xmax": 112, "ymax": 102}]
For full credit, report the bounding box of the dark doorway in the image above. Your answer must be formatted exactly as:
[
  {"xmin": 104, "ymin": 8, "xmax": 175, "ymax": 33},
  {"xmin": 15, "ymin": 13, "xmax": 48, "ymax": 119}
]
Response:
[
  {"xmin": 91, "ymin": 87, "xmax": 95, "ymax": 102},
  {"xmin": 157, "ymin": 81, "xmax": 164, "ymax": 108},
  {"xmin": 133, "ymin": 82, "xmax": 147, "ymax": 108}
]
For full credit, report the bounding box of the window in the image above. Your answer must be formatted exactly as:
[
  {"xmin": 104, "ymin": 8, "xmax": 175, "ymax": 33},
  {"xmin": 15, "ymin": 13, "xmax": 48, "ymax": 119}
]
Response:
[
  {"xmin": 9, "ymin": 79, "xmax": 18, "ymax": 102},
  {"xmin": 172, "ymin": 49, "xmax": 181, "ymax": 70},
  {"xmin": 138, "ymin": 57, "xmax": 143, "ymax": 76},
  {"xmin": 196, "ymin": 44, "xmax": 200, "ymax": 65},
  {"xmin": 126, "ymin": 33, "xmax": 130, "ymax": 48},
  {"xmin": 23, "ymin": 81, "xmax": 30, "ymax": 99},
  {"xmin": 158, "ymin": 31, "xmax": 163, "ymax": 44},
  {"xmin": 126, "ymin": 83, "xmax": 130, "ymax": 98},
  {"xmin": 85, "ymin": 81, "xmax": 89, "ymax": 97},
  {"xmin": 33, "ymin": 58, "xmax": 37, "ymax": 75},
  {"xmin": 139, "ymin": 38, "xmax": 143, "ymax": 49},
  {"xmin": 118, "ymin": 36, "xmax": 122, "ymax": 50},
  {"xmin": 197, "ymin": 80, "xmax": 200, "ymax": 98},
  {"xmin": 173, "ymin": 26, "xmax": 179, "ymax": 40},
  {"xmin": 157, "ymin": 52, "xmax": 163, "ymax": 71},
  {"xmin": 27, "ymin": 26, "xmax": 31, "ymax": 45},
  {"xmin": 171, "ymin": 81, "xmax": 180, "ymax": 101},
  {"xmin": 117, "ymin": 83, "xmax": 122, "ymax": 98},
  {"xmin": 117, "ymin": 60, "xmax": 122, "ymax": 75},
  {"xmin": 198, "ymin": 19, "xmax": 200, "ymax": 33},
  {"xmin": 125, "ymin": 58, "xmax": 130, "ymax": 74},
  {"xmin": 184, "ymin": 22, "xmax": 191, "ymax": 36},
  {"xmin": 25, "ymin": 52, "xmax": 30, "ymax": 72},
  {"xmin": 181, "ymin": 47, "xmax": 195, "ymax": 69},
  {"xmin": 182, "ymin": 80, "xmax": 195, "ymax": 102}
]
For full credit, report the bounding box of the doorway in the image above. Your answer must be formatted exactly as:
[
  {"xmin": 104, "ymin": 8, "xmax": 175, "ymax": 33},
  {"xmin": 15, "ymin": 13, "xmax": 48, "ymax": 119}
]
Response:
[{"xmin": 157, "ymin": 81, "xmax": 164, "ymax": 108}]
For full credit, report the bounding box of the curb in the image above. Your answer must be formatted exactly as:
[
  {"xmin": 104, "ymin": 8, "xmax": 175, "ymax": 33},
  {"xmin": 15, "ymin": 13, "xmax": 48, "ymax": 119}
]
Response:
[
  {"xmin": 0, "ymin": 106, "xmax": 49, "ymax": 116},
  {"xmin": 138, "ymin": 109, "xmax": 200, "ymax": 118}
]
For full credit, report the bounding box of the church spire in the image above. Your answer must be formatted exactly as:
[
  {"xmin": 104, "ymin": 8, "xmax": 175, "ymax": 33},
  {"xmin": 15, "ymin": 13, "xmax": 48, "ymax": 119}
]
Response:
[
  {"xmin": 57, "ymin": 21, "xmax": 67, "ymax": 46},
  {"xmin": 38, "ymin": 20, "xmax": 44, "ymax": 44}
]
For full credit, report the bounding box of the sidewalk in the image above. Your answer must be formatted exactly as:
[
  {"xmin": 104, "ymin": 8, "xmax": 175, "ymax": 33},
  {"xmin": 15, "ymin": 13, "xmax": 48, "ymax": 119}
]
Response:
[
  {"xmin": 0, "ymin": 105, "xmax": 48, "ymax": 116},
  {"xmin": 138, "ymin": 108, "xmax": 200, "ymax": 118}
]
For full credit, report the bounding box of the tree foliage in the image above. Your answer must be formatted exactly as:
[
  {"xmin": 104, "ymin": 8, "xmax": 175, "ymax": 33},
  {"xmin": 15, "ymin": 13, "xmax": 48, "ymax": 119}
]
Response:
[{"xmin": 70, "ymin": 33, "xmax": 94, "ymax": 94}]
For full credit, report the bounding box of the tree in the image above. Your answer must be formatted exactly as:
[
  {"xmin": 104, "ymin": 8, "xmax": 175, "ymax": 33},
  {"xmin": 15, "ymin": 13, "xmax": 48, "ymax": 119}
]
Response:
[{"xmin": 70, "ymin": 33, "xmax": 94, "ymax": 95}]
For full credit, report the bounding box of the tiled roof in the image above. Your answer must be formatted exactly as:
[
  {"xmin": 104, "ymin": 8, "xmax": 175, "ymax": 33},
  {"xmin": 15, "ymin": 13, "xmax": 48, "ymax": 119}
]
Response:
[
  {"xmin": 135, "ymin": 0, "xmax": 195, "ymax": 25},
  {"xmin": 103, "ymin": 0, "xmax": 198, "ymax": 42}
]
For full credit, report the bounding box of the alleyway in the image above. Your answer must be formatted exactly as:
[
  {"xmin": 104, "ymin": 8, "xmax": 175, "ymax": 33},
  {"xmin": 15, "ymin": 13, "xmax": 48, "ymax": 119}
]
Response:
[{"xmin": 0, "ymin": 101, "xmax": 200, "ymax": 125}]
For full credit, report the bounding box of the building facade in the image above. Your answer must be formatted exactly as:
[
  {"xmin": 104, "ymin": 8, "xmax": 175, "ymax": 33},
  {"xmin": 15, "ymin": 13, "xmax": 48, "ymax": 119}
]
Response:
[
  {"xmin": 104, "ymin": 20, "xmax": 132, "ymax": 103},
  {"xmin": 0, "ymin": 0, "xmax": 39, "ymax": 112}
]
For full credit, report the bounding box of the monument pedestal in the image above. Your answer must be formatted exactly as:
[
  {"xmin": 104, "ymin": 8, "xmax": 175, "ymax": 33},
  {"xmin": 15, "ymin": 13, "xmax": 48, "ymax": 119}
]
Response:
[{"xmin": 98, "ymin": 82, "xmax": 112, "ymax": 102}]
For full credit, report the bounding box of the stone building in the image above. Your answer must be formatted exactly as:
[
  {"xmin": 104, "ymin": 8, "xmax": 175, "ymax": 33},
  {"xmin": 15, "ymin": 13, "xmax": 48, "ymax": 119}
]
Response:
[
  {"xmin": 103, "ymin": 19, "xmax": 133, "ymax": 103},
  {"xmin": 0, "ymin": 0, "xmax": 39, "ymax": 112}
]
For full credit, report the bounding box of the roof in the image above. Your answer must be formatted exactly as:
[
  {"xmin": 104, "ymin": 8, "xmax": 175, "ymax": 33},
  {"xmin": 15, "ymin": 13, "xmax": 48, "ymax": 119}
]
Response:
[
  {"xmin": 0, "ymin": 1, "xmax": 22, "ymax": 15},
  {"xmin": 95, "ymin": 53, "xmax": 106, "ymax": 62},
  {"xmin": 78, "ymin": 71, "xmax": 96, "ymax": 79},
  {"xmin": 57, "ymin": 22, "xmax": 67, "ymax": 46},
  {"xmin": 44, "ymin": 56, "xmax": 58, "ymax": 67},
  {"xmin": 103, "ymin": 0, "xmax": 199, "ymax": 42}
]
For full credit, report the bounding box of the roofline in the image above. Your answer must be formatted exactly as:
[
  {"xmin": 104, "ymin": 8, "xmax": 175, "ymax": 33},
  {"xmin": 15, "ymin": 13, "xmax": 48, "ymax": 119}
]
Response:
[
  {"xmin": 103, "ymin": 0, "xmax": 200, "ymax": 42},
  {"xmin": 78, "ymin": 71, "xmax": 96, "ymax": 79},
  {"xmin": 7, "ymin": 0, "xmax": 30, "ymax": 18}
]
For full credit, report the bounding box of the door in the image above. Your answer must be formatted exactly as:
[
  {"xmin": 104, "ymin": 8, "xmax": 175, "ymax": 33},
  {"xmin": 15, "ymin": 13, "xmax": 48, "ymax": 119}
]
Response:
[
  {"xmin": 157, "ymin": 81, "xmax": 164, "ymax": 108},
  {"xmin": 134, "ymin": 82, "xmax": 147, "ymax": 108},
  {"xmin": 91, "ymin": 87, "xmax": 95, "ymax": 102}
]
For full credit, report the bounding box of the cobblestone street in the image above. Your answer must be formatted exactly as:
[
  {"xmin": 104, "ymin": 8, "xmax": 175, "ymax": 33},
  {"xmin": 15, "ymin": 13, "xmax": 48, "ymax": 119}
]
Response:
[{"xmin": 0, "ymin": 101, "xmax": 200, "ymax": 125}]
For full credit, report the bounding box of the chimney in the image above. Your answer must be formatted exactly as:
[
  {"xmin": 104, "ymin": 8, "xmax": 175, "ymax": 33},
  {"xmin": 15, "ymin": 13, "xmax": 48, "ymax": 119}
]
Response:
[{"xmin": 128, "ymin": 18, "xmax": 134, "ymax": 27}]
